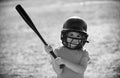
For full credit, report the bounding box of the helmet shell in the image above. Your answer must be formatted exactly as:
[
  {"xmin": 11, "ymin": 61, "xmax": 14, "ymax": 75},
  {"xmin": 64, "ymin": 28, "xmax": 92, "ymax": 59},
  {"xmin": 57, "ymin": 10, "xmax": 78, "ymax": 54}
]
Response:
[{"xmin": 63, "ymin": 16, "xmax": 87, "ymax": 33}]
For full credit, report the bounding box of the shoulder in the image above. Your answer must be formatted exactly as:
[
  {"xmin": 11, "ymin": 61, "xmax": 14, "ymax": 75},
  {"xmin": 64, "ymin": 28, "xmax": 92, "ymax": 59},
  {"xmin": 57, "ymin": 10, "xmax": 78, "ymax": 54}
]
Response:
[
  {"xmin": 82, "ymin": 49, "xmax": 90, "ymax": 61},
  {"xmin": 54, "ymin": 46, "xmax": 66, "ymax": 52},
  {"xmin": 82, "ymin": 49, "xmax": 89, "ymax": 56},
  {"xmin": 54, "ymin": 46, "xmax": 64, "ymax": 56}
]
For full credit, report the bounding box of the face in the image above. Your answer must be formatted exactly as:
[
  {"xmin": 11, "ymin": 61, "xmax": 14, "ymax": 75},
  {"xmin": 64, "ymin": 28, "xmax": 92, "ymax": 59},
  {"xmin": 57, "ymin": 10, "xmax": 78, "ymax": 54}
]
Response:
[{"xmin": 67, "ymin": 32, "xmax": 82, "ymax": 48}]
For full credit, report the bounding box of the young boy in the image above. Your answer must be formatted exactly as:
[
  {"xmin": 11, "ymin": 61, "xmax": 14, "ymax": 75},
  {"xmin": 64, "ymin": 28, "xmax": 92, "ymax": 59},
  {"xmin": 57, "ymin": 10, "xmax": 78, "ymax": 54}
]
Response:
[{"xmin": 44, "ymin": 16, "xmax": 90, "ymax": 78}]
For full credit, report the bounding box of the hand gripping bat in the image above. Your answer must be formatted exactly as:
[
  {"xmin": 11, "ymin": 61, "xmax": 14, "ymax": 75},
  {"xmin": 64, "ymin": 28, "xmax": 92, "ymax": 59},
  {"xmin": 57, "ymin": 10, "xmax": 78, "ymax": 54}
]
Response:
[{"xmin": 15, "ymin": 4, "xmax": 65, "ymax": 68}]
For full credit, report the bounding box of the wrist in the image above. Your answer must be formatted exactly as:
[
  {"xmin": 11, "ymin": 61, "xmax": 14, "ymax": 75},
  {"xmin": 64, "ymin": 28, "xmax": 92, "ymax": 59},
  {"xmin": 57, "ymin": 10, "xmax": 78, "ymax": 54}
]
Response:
[{"xmin": 61, "ymin": 58, "xmax": 66, "ymax": 64}]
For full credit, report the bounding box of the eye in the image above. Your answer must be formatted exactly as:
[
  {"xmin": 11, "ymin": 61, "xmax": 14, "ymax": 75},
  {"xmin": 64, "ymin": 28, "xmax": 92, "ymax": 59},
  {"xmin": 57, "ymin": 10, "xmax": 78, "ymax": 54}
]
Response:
[
  {"xmin": 70, "ymin": 34, "xmax": 73, "ymax": 36},
  {"xmin": 77, "ymin": 34, "xmax": 82, "ymax": 38},
  {"xmin": 68, "ymin": 33, "xmax": 73, "ymax": 37},
  {"xmin": 77, "ymin": 35, "xmax": 80, "ymax": 37}
]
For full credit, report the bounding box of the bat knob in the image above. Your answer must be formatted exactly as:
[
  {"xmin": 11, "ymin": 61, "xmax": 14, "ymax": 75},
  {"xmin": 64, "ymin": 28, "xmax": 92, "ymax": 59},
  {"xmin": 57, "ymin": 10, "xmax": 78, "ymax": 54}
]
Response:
[{"xmin": 60, "ymin": 64, "xmax": 65, "ymax": 69}]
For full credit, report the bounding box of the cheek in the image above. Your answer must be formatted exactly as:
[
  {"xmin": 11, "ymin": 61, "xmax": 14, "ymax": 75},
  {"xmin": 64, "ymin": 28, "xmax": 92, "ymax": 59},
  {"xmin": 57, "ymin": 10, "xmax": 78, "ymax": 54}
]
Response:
[
  {"xmin": 67, "ymin": 38, "xmax": 72, "ymax": 42},
  {"xmin": 78, "ymin": 40, "xmax": 81, "ymax": 43}
]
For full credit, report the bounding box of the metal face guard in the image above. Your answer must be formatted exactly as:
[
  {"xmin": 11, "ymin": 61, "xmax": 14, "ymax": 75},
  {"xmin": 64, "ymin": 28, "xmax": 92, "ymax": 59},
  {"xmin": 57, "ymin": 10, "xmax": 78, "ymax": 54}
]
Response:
[{"xmin": 66, "ymin": 37, "xmax": 81, "ymax": 49}]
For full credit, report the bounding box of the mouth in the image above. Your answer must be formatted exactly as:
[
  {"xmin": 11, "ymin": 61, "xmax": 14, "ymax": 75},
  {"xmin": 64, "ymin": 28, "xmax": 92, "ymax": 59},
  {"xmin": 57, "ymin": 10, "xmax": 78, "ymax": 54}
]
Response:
[
  {"xmin": 68, "ymin": 43, "xmax": 77, "ymax": 48},
  {"xmin": 66, "ymin": 37, "xmax": 83, "ymax": 49}
]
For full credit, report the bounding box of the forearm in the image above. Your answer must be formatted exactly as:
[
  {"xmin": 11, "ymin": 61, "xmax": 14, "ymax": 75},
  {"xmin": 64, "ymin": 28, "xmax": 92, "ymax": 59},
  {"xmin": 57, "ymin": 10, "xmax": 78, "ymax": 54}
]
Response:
[
  {"xmin": 51, "ymin": 60, "xmax": 63, "ymax": 75},
  {"xmin": 63, "ymin": 59, "xmax": 85, "ymax": 74}
]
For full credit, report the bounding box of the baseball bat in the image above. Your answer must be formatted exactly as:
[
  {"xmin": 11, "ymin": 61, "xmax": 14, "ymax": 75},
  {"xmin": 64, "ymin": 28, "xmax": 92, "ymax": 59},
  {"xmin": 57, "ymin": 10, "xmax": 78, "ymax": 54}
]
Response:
[
  {"xmin": 15, "ymin": 4, "xmax": 65, "ymax": 68},
  {"xmin": 15, "ymin": 4, "xmax": 57, "ymax": 58}
]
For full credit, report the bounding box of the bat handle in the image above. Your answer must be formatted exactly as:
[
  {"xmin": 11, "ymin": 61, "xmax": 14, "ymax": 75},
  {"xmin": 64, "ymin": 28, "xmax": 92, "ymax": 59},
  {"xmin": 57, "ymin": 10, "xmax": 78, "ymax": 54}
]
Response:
[
  {"xmin": 60, "ymin": 64, "xmax": 65, "ymax": 69},
  {"xmin": 49, "ymin": 51, "xmax": 57, "ymax": 58}
]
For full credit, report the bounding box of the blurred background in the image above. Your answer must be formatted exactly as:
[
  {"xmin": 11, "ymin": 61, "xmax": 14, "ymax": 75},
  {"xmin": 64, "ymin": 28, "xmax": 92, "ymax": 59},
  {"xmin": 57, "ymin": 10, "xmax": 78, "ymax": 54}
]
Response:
[{"xmin": 0, "ymin": 0, "xmax": 120, "ymax": 78}]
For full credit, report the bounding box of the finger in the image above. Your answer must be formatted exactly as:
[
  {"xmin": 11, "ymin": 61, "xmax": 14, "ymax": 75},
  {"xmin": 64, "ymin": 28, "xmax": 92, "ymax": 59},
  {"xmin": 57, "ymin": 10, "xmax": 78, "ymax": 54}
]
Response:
[
  {"xmin": 48, "ymin": 45, "xmax": 52, "ymax": 49},
  {"xmin": 44, "ymin": 45, "xmax": 48, "ymax": 49},
  {"xmin": 55, "ymin": 57, "xmax": 61, "ymax": 63}
]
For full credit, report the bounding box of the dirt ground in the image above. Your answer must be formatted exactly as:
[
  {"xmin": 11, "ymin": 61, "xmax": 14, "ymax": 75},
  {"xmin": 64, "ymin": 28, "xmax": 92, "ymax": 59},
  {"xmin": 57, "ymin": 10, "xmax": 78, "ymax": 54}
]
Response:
[{"xmin": 0, "ymin": 0, "xmax": 120, "ymax": 78}]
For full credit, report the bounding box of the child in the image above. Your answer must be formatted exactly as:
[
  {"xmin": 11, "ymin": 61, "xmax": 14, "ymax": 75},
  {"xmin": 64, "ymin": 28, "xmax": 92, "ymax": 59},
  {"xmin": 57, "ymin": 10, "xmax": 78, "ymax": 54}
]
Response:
[{"xmin": 44, "ymin": 16, "xmax": 90, "ymax": 78}]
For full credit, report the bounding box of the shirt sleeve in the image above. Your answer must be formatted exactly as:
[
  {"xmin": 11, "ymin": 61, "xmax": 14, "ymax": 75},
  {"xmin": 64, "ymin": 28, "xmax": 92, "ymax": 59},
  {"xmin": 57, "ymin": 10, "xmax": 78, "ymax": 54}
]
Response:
[
  {"xmin": 79, "ymin": 50, "xmax": 90, "ymax": 71},
  {"xmin": 83, "ymin": 50, "xmax": 90, "ymax": 62}
]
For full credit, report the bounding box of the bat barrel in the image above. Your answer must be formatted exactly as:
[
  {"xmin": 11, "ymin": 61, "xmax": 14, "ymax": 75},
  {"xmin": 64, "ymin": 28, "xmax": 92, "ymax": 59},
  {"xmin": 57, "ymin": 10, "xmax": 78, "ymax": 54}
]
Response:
[{"xmin": 16, "ymin": 4, "xmax": 48, "ymax": 45}]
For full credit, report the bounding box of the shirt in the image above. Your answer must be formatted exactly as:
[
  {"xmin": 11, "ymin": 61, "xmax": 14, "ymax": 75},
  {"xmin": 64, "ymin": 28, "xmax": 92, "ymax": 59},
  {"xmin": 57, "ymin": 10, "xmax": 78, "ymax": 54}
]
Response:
[{"xmin": 54, "ymin": 46, "xmax": 90, "ymax": 78}]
